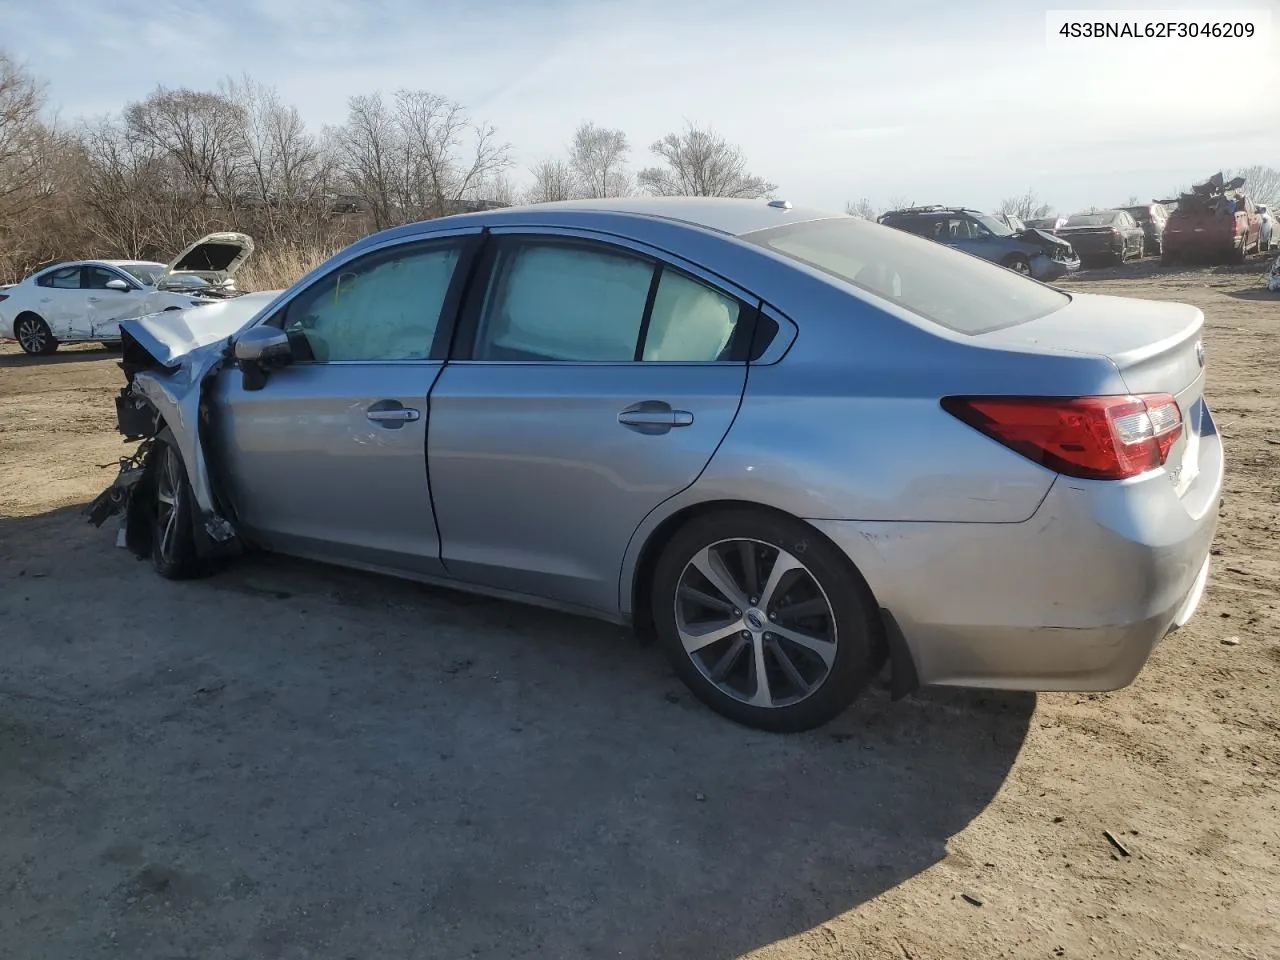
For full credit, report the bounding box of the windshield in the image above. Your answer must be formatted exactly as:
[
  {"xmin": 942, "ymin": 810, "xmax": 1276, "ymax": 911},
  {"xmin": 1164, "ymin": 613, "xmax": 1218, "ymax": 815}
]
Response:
[
  {"xmin": 117, "ymin": 264, "xmax": 165, "ymax": 285},
  {"xmin": 1066, "ymin": 212, "xmax": 1116, "ymax": 226},
  {"xmin": 743, "ymin": 217, "xmax": 1069, "ymax": 336},
  {"xmin": 975, "ymin": 215, "xmax": 1014, "ymax": 237}
]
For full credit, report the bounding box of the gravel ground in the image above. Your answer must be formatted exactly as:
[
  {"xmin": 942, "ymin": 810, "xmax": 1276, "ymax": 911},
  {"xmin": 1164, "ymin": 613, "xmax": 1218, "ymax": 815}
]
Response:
[{"xmin": 1, "ymin": 259, "xmax": 1278, "ymax": 959}]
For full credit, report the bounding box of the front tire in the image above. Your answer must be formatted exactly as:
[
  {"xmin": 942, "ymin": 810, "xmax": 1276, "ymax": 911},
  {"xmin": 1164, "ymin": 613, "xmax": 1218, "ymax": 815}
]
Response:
[
  {"xmin": 651, "ymin": 509, "xmax": 883, "ymax": 732},
  {"xmin": 14, "ymin": 313, "xmax": 57, "ymax": 355},
  {"xmin": 150, "ymin": 438, "xmax": 205, "ymax": 580},
  {"xmin": 1002, "ymin": 254, "xmax": 1031, "ymax": 276}
]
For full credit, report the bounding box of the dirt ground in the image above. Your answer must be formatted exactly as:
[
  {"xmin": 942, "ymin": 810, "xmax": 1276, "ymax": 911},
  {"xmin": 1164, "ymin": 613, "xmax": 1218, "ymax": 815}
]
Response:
[{"xmin": 1, "ymin": 258, "xmax": 1278, "ymax": 960}]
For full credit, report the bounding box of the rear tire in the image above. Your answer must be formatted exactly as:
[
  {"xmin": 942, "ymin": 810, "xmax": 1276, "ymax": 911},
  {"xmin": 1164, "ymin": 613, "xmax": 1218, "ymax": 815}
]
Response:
[
  {"xmin": 1233, "ymin": 236, "xmax": 1248, "ymax": 264},
  {"xmin": 14, "ymin": 313, "xmax": 57, "ymax": 356},
  {"xmin": 650, "ymin": 508, "xmax": 883, "ymax": 732},
  {"xmin": 1160, "ymin": 249, "xmax": 1174, "ymax": 266},
  {"xmin": 150, "ymin": 437, "xmax": 206, "ymax": 580}
]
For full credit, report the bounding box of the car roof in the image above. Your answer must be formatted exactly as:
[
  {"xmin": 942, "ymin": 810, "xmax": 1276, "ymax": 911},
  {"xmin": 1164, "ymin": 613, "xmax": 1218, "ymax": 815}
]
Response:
[
  {"xmin": 347, "ymin": 198, "xmax": 842, "ymax": 256},
  {"xmin": 104, "ymin": 260, "xmax": 166, "ymax": 268}
]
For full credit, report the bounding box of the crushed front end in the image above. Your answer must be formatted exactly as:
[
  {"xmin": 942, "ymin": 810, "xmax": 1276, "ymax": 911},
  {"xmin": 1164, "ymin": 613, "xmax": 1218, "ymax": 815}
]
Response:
[{"xmin": 85, "ymin": 324, "xmax": 243, "ymax": 563}]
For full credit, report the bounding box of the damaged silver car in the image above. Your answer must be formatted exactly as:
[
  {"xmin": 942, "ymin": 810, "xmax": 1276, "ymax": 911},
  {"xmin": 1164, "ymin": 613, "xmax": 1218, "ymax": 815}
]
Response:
[{"xmin": 88, "ymin": 198, "xmax": 1222, "ymax": 733}]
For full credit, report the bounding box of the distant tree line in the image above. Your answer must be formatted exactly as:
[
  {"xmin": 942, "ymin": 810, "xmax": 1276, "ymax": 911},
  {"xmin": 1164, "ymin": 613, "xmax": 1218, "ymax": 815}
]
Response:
[{"xmin": 0, "ymin": 51, "xmax": 776, "ymax": 284}]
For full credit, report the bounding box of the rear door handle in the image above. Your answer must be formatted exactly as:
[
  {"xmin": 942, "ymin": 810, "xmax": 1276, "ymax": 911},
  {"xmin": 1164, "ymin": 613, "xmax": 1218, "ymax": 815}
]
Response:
[
  {"xmin": 87, "ymin": 296, "xmax": 101, "ymax": 302},
  {"xmin": 618, "ymin": 410, "xmax": 694, "ymax": 427},
  {"xmin": 618, "ymin": 401, "xmax": 694, "ymax": 433}
]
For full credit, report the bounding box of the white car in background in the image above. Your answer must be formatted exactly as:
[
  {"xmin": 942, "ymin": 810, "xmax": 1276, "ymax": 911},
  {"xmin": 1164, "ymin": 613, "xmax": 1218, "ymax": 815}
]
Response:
[
  {"xmin": 1258, "ymin": 204, "xmax": 1274, "ymax": 252},
  {"xmin": 1, "ymin": 232, "xmax": 253, "ymax": 355}
]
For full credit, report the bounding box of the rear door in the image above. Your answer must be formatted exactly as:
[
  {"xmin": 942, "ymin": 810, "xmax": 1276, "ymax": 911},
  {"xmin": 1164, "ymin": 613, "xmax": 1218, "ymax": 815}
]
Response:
[
  {"xmin": 33, "ymin": 266, "xmax": 89, "ymax": 337},
  {"xmin": 426, "ymin": 229, "xmax": 756, "ymax": 615},
  {"xmin": 208, "ymin": 230, "xmax": 480, "ymax": 575}
]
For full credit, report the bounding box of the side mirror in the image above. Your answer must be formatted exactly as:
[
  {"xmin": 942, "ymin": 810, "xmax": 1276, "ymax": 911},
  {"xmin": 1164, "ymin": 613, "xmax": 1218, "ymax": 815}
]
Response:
[
  {"xmin": 233, "ymin": 326, "xmax": 293, "ymax": 391},
  {"xmin": 105, "ymin": 278, "xmax": 130, "ymax": 292}
]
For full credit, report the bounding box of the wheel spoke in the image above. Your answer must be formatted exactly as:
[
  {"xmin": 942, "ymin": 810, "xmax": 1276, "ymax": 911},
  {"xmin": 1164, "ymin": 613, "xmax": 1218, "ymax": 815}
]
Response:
[
  {"xmin": 773, "ymin": 596, "xmax": 829, "ymax": 622},
  {"xmin": 738, "ymin": 540, "xmax": 759, "ymax": 598},
  {"xmin": 708, "ymin": 635, "xmax": 749, "ymax": 682},
  {"xmin": 689, "ymin": 546, "xmax": 749, "ymax": 611},
  {"xmin": 748, "ymin": 633, "xmax": 773, "ymax": 707},
  {"xmin": 769, "ymin": 624, "xmax": 837, "ymax": 668},
  {"xmin": 160, "ymin": 502, "xmax": 179, "ymax": 558},
  {"xmin": 768, "ymin": 636, "xmax": 811, "ymax": 693},
  {"xmin": 757, "ymin": 549, "xmax": 803, "ymax": 612},
  {"xmin": 677, "ymin": 582, "xmax": 736, "ymax": 615},
  {"xmin": 678, "ymin": 618, "xmax": 744, "ymax": 655}
]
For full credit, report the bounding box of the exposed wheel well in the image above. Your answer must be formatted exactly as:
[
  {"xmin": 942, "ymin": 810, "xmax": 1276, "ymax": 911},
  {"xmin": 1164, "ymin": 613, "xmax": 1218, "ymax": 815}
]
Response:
[
  {"xmin": 13, "ymin": 310, "xmax": 44, "ymax": 332},
  {"xmin": 629, "ymin": 499, "xmax": 885, "ymax": 642}
]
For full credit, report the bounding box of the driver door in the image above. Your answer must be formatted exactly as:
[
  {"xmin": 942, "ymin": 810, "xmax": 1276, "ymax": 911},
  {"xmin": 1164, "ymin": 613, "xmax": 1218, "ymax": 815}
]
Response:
[
  {"xmin": 207, "ymin": 230, "xmax": 481, "ymax": 576},
  {"xmin": 80, "ymin": 266, "xmax": 149, "ymax": 340}
]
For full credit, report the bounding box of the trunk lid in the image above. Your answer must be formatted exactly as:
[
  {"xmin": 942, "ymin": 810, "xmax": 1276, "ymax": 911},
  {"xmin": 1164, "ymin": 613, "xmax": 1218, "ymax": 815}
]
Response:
[
  {"xmin": 977, "ymin": 292, "xmax": 1208, "ymax": 497},
  {"xmin": 159, "ymin": 232, "xmax": 255, "ymax": 291}
]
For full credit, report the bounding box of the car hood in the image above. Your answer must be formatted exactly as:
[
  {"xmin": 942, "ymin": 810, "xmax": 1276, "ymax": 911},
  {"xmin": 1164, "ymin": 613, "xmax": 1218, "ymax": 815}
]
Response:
[
  {"xmin": 121, "ymin": 290, "xmax": 281, "ymax": 368},
  {"xmin": 1014, "ymin": 227, "xmax": 1077, "ymax": 258},
  {"xmin": 159, "ymin": 232, "xmax": 255, "ymax": 288}
]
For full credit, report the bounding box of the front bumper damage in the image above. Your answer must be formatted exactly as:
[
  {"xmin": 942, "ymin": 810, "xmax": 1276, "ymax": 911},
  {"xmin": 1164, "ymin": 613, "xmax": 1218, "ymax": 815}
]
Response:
[
  {"xmin": 86, "ymin": 331, "xmax": 242, "ymax": 561},
  {"xmin": 1014, "ymin": 227, "xmax": 1080, "ymax": 281}
]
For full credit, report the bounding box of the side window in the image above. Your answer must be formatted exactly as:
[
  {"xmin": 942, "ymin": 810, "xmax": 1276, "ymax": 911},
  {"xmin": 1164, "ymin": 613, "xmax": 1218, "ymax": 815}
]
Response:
[
  {"xmin": 83, "ymin": 267, "xmax": 126, "ymax": 290},
  {"xmin": 474, "ymin": 240, "xmax": 654, "ymax": 362},
  {"xmin": 279, "ymin": 241, "xmax": 461, "ymax": 362},
  {"xmin": 642, "ymin": 268, "xmax": 745, "ymax": 362},
  {"xmin": 37, "ymin": 266, "xmax": 82, "ymax": 289}
]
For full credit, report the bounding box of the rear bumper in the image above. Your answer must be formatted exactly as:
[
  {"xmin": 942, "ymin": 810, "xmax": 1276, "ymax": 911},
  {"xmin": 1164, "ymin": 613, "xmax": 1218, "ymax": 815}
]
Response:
[{"xmin": 813, "ymin": 417, "xmax": 1223, "ymax": 691}]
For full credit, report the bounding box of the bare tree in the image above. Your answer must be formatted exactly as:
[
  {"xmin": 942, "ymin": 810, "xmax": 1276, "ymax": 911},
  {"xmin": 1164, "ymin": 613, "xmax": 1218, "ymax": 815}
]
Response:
[
  {"xmin": 845, "ymin": 197, "xmax": 877, "ymax": 219},
  {"xmin": 637, "ymin": 122, "xmax": 776, "ymax": 199},
  {"xmin": 1228, "ymin": 164, "xmax": 1280, "ymax": 205},
  {"xmin": 997, "ymin": 188, "xmax": 1053, "ymax": 221},
  {"xmin": 123, "ymin": 87, "xmax": 247, "ymax": 210},
  {"xmin": 332, "ymin": 89, "xmax": 511, "ymax": 228},
  {"xmin": 0, "ymin": 52, "xmax": 48, "ymax": 215},
  {"xmin": 885, "ymin": 194, "xmax": 912, "ymax": 211},
  {"xmin": 1125, "ymin": 194, "xmax": 1140, "ymax": 206},
  {"xmin": 568, "ymin": 122, "xmax": 631, "ymax": 198},
  {"xmin": 524, "ymin": 158, "xmax": 576, "ymax": 203}
]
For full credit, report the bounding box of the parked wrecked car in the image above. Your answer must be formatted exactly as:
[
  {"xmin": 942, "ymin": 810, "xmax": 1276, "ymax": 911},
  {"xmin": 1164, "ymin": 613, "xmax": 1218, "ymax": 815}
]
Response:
[
  {"xmin": 876, "ymin": 205, "xmax": 1079, "ymax": 280},
  {"xmin": 88, "ymin": 197, "xmax": 1222, "ymax": 733},
  {"xmin": 1121, "ymin": 202, "xmax": 1171, "ymax": 257},
  {"xmin": 0, "ymin": 232, "xmax": 253, "ymax": 355},
  {"xmin": 1161, "ymin": 173, "xmax": 1263, "ymax": 265},
  {"xmin": 1056, "ymin": 210, "xmax": 1146, "ymax": 265}
]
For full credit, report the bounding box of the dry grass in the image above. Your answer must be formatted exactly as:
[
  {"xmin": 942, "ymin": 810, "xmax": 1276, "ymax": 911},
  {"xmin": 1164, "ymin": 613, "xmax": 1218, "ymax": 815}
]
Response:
[{"xmin": 237, "ymin": 245, "xmax": 338, "ymax": 293}]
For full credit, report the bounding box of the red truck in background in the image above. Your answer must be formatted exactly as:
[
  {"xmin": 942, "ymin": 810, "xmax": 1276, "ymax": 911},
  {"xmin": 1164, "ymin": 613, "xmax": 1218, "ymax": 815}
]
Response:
[{"xmin": 1162, "ymin": 172, "xmax": 1263, "ymax": 265}]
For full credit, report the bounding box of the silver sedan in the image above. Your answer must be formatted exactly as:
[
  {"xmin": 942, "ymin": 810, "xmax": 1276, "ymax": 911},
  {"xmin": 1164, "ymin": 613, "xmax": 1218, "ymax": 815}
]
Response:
[{"xmin": 90, "ymin": 197, "xmax": 1223, "ymax": 732}]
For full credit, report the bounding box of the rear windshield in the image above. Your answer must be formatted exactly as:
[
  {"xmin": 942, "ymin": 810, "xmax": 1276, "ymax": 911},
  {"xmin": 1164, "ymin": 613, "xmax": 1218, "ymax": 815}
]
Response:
[
  {"xmin": 1066, "ymin": 213, "xmax": 1116, "ymax": 226},
  {"xmin": 742, "ymin": 217, "xmax": 1069, "ymax": 336}
]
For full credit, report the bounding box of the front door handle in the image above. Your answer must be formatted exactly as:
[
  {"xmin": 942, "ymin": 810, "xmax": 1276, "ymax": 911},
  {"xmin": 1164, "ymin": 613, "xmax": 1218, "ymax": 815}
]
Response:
[
  {"xmin": 367, "ymin": 408, "xmax": 420, "ymax": 423},
  {"xmin": 366, "ymin": 400, "xmax": 420, "ymax": 429},
  {"xmin": 87, "ymin": 296, "xmax": 101, "ymax": 302}
]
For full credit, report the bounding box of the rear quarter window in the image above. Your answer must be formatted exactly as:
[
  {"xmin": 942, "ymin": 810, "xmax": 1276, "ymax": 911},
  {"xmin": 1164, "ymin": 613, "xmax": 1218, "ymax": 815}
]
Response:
[{"xmin": 743, "ymin": 217, "xmax": 1069, "ymax": 336}]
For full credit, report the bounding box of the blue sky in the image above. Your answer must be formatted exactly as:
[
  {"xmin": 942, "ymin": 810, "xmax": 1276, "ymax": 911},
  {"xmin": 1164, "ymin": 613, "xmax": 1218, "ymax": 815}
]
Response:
[{"xmin": 3, "ymin": 0, "xmax": 1276, "ymax": 215}]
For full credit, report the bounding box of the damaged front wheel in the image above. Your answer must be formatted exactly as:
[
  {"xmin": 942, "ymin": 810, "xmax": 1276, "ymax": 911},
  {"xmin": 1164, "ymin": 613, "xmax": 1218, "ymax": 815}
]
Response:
[{"xmin": 152, "ymin": 438, "xmax": 203, "ymax": 580}]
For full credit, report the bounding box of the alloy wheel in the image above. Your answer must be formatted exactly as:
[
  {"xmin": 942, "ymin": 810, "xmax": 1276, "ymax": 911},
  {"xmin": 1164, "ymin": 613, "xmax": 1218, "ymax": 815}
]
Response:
[
  {"xmin": 155, "ymin": 446, "xmax": 183, "ymax": 565},
  {"xmin": 674, "ymin": 538, "xmax": 838, "ymax": 709},
  {"xmin": 16, "ymin": 317, "xmax": 47, "ymax": 354}
]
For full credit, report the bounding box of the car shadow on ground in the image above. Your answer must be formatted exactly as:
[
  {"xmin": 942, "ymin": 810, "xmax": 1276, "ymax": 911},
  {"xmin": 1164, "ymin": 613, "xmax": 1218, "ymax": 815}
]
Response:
[
  {"xmin": 0, "ymin": 504, "xmax": 1034, "ymax": 960},
  {"xmin": 0, "ymin": 344, "xmax": 119, "ymax": 367},
  {"xmin": 1063, "ymin": 257, "xmax": 1272, "ymax": 283},
  {"xmin": 1223, "ymin": 288, "xmax": 1279, "ymax": 302}
]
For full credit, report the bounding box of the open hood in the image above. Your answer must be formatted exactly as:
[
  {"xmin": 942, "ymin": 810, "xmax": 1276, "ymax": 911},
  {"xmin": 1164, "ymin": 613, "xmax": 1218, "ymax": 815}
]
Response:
[{"xmin": 160, "ymin": 231, "xmax": 254, "ymax": 289}]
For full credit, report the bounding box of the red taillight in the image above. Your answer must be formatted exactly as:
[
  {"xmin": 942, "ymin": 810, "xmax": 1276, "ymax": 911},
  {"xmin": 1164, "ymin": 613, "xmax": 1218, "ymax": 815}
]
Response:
[{"xmin": 942, "ymin": 394, "xmax": 1183, "ymax": 481}]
